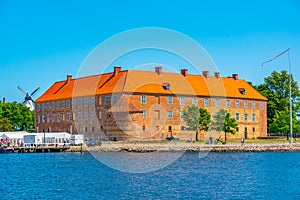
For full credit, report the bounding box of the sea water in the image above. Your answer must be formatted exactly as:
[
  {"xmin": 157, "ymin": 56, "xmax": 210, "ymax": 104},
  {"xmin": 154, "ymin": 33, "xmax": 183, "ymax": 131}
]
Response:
[{"xmin": 0, "ymin": 152, "xmax": 299, "ymax": 199}]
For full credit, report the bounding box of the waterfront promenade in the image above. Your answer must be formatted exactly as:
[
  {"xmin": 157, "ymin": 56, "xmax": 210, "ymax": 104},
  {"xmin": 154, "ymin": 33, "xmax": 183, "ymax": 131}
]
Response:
[{"xmin": 78, "ymin": 141, "xmax": 300, "ymax": 153}]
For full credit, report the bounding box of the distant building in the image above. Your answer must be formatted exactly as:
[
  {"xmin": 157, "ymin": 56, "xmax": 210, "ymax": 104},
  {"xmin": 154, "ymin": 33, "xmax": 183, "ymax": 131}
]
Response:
[{"xmin": 35, "ymin": 66, "xmax": 267, "ymax": 141}]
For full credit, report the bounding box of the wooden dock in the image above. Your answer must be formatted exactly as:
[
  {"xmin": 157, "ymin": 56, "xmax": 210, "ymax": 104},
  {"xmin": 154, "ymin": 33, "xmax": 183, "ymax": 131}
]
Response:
[{"xmin": 13, "ymin": 143, "xmax": 71, "ymax": 153}]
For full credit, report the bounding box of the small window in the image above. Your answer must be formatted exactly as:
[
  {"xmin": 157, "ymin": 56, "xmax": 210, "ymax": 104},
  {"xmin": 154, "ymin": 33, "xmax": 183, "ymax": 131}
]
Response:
[
  {"xmin": 57, "ymin": 101, "xmax": 60, "ymax": 109},
  {"xmin": 204, "ymin": 98, "xmax": 209, "ymax": 106},
  {"xmin": 84, "ymin": 111, "xmax": 88, "ymax": 120},
  {"xmin": 66, "ymin": 100, "xmax": 70, "ymax": 108},
  {"xmin": 46, "ymin": 102, "xmax": 50, "ymax": 111},
  {"xmin": 260, "ymin": 101, "xmax": 263, "ymax": 110},
  {"xmin": 78, "ymin": 112, "xmax": 82, "ymax": 121},
  {"xmin": 91, "ymin": 97, "xmax": 95, "ymax": 106},
  {"xmin": 78, "ymin": 99, "xmax": 82, "ymax": 107},
  {"xmin": 192, "ymin": 97, "xmax": 197, "ymax": 105},
  {"xmin": 236, "ymin": 127, "xmax": 239, "ymax": 132},
  {"xmin": 252, "ymin": 114, "xmax": 256, "ymax": 121},
  {"xmin": 216, "ymin": 98, "xmax": 220, "ymax": 107},
  {"xmin": 163, "ymin": 83, "xmax": 170, "ymax": 90},
  {"xmin": 142, "ymin": 110, "xmax": 146, "ymax": 119},
  {"xmin": 84, "ymin": 98, "xmax": 88, "ymax": 107},
  {"xmin": 238, "ymin": 88, "xmax": 246, "ymax": 95},
  {"xmin": 244, "ymin": 113, "xmax": 248, "ymax": 121},
  {"xmin": 141, "ymin": 95, "xmax": 146, "ymax": 104},
  {"xmin": 98, "ymin": 111, "xmax": 102, "ymax": 120},
  {"xmin": 253, "ymin": 127, "xmax": 255, "ymax": 132},
  {"xmin": 180, "ymin": 111, "xmax": 184, "ymax": 119},
  {"xmin": 57, "ymin": 113, "xmax": 61, "ymax": 122},
  {"xmin": 99, "ymin": 96, "xmax": 102, "ymax": 105},
  {"xmin": 51, "ymin": 114, "xmax": 55, "ymax": 122},
  {"xmin": 42, "ymin": 103, "xmax": 45, "ymax": 111},
  {"xmin": 252, "ymin": 101, "xmax": 256, "ymax": 109},
  {"xmin": 37, "ymin": 104, "xmax": 40, "ymax": 112},
  {"xmin": 52, "ymin": 102, "xmax": 55, "ymax": 110},
  {"xmin": 180, "ymin": 96, "xmax": 185, "ymax": 105},
  {"xmin": 105, "ymin": 96, "xmax": 109, "ymax": 105},
  {"xmin": 168, "ymin": 96, "xmax": 173, "ymax": 105},
  {"xmin": 66, "ymin": 112, "xmax": 70, "ymax": 121},
  {"xmin": 72, "ymin": 99, "xmax": 75, "ymax": 108},
  {"xmin": 113, "ymin": 95, "xmax": 117, "ymax": 104},
  {"xmin": 235, "ymin": 100, "xmax": 240, "ymax": 108},
  {"xmin": 235, "ymin": 113, "xmax": 240, "ymax": 121},
  {"xmin": 244, "ymin": 100, "xmax": 248, "ymax": 109},
  {"xmin": 91, "ymin": 111, "xmax": 95, "ymax": 120},
  {"xmin": 61, "ymin": 100, "xmax": 65, "ymax": 109},
  {"xmin": 168, "ymin": 110, "xmax": 173, "ymax": 119},
  {"xmin": 142, "ymin": 126, "xmax": 146, "ymax": 131},
  {"xmin": 226, "ymin": 99, "xmax": 230, "ymax": 108}
]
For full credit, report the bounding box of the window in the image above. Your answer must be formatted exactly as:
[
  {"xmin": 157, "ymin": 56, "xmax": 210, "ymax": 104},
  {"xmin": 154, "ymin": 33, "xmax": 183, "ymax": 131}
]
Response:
[
  {"xmin": 260, "ymin": 101, "xmax": 263, "ymax": 110},
  {"xmin": 142, "ymin": 126, "xmax": 146, "ymax": 131},
  {"xmin": 192, "ymin": 97, "xmax": 197, "ymax": 105},
  {"xmin": 37, "ymin": 114, "xmax": 40, "ymax": 123},
  {"xmin": 252, "ymin": 114, "xmax": 256, "ymax": 121},
  {"xmin": 78, "ymin": 99, "xmax": 82, "ymax": 107},
  {"xmin": 91, "ymin": 97, "xmax": 95, "ymax": 106},
  {"xmin": 51, "ymin": 114, "xmax": 55, "ymax": 122},
  {"xmin": 98, "ymin": 111, "xmax": 102, "ymax": 120},
  {"xmin": 142, "ymin": 110, "xmax": 146, "ymax": 119},
  {"xmin": 84, "ymin": 111, "xmax": 88, "ymax": 120},
  {"xmin": 84, "ymin": 98, "xmax": 88, "ymax": 107},
  {"xmin": 99, "ymin": 96, "xmax": 102, "ymax": 105},
  {"xmin": 180, "ymin": 96, "xmax": 184, "ymax": 105},
  {"xmin": 180, "ymin": 111, "xmax": 184, "ymax": 119},
  {"xmin": 226, "ymin": 99, "xmax": 230, "ymax": 108},
  {"xmin": 105, "ymin": 96, "xmax": 109, "ymax": 105},
  {"xmin": 57, "ymin": 113, "xmax": 61, "ymax": 122},
  {"xmin": 244, "ymin": 100, "xmax": 248, "ymax": 108},
  {"xmin": 37, "ymin": 104, "xmax": 40, "ymax": 112},
  {"xmin": 204, "ymin": 98, "xmax": 209, "ymax": 106},
  {"xmin": 42, "ymin": 103, "xmax": 45, "ymax": 111},
  {"xmin": 66, "ymin": 112, "xmax": 70, "ymax": 121},
  {"xmin": 244, "ymin": 113, "xmax": 248, "ymax": 121},
  {"xmin": 168, "ymin": 110, "xmax": 173, "ymax": 119},
  {"xmin": 61, "ymin": 100, "xmax": 65, "ymax": 109},
  {"xmin": 72, "ymin": 99, "xmax": 75, "ymax": 108},
  {"xmin": 154, "ymin": 110, "xmax": 160, "ymax": 120},
  {"xmin": 66, "ymin": 100, "xmax": 70, "ymax": 108},
  {"xmin": 235, "ymin": 113, "xmax": 240, "ymax": 121},
  {"xmin": 47, "ymin": 114, "xmax": 50, "ymax": 123},
  {"xmin": 235, "ymin": 100, "xmax": 240, "ymax": 108},
  {"xmin": 52, "ymin": 102, "xmax": 55, "ymax": 110},
  {"xmin": 78, "ymin": 112, "xmax": 82, "ymax": 121},
  {"xmin": 57, "ymin": 101, "xmax": 60, "ymax": 109},
  {"xmin": 216, "ymin": 98, "xmax": 220, "ymax": 107},
  {"xmin": 253, "ymin": 127, "xmax": 255, "ymax": 132},
  {"xmin": 141, "ymin": 95, "xmax": 146, "ymax": 104},
  {"xmin": 168, "ymin": 96, "xmax": 173, "ymax": 105},
  {"xmin": 181, "ymin": 126, "xmax": 185, "ymax": 131},
  {"xmin": 252, "ymin": 101, "xmax": 256, "ymax": 109},
  {"xmin": 46, "ymin": 102, "xmax": 50, "ymax": 111},
  {"xmin": 91, "ymin": 111, "xmax": 95, "ymax": 120},
  {"xmin": 113, "ymin": 95, "xmax": 117, "ymax": 104}
]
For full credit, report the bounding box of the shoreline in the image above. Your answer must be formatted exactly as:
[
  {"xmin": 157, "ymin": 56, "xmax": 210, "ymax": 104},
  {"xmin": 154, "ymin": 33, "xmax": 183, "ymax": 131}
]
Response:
[{"xmin": 68, "ymin": 142, "xmax": 300, "ymax": 153}]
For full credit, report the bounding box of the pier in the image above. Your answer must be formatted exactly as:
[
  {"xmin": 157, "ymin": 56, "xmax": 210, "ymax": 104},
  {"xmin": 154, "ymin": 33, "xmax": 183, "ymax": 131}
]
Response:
[{"xmin": 13, "ymin": 143, "xmax": 71, "ymax": 153}]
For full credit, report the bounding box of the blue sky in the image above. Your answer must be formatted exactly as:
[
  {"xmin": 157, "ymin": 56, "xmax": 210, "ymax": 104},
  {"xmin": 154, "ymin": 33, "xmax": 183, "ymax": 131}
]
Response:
[{"xmin": 1, "ymin": 0, "xmax": 300, "ymax": 102}]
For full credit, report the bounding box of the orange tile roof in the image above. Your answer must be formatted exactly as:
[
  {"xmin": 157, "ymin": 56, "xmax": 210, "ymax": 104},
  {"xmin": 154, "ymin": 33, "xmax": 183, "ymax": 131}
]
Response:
[{"xmin": 35, "ymin": 69, "xmax": 267, "ymax": 102}]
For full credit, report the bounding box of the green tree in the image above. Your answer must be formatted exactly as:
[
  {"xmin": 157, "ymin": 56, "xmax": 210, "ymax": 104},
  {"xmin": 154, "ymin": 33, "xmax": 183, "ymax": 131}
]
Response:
[
  {"xmin": 0, "ymin": 101, "xmax": 34, "ymax": 131},
  {"xmin": 183, "ymin": 105, "xmax": 211, "ymax": 141},
  {"xmin": 255, "ymin": 70, "xmax": 300, "ymax": 136},
  {"xmin": 211, "ymin": 109, "xmax": 237, "ymax": 142},
  {"xmin": 0, "ymin": 118, "xmax": 14, "ymax": 132}
]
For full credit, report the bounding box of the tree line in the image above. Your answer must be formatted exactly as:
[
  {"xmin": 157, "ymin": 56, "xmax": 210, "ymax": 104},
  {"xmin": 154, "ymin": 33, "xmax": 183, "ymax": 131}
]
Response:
[{"xmin": 0, "ymin": 101, "xmax": 34, "ymax": 132}]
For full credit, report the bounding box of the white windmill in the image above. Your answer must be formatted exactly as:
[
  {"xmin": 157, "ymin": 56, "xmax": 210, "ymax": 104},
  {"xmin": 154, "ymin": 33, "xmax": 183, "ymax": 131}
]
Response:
[{"xmin": 17, "ymin": 86, "xmax": 40, "ymax": 111}]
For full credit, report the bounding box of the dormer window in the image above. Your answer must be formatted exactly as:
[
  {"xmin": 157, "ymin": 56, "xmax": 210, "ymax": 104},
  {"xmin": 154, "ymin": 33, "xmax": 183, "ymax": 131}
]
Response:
[
  {"xmin": 163, "ymin": 83, "xmax": 170, "ymax": 90},
  {"xmin": 238, "ymin": 88, "xmax": 246, "ymax": 95}
]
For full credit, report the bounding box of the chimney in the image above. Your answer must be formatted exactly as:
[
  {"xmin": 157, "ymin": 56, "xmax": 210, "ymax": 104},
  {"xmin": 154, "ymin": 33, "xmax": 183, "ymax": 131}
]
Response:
[
  {"xmin": 3, "ymin": 97, "xmax": 6, "ymax": 103},
  {"xmin": 215, "ymin": 72, "xmax": 220, "ymax": 79},
  {"xmin": 114, "ymin": 66, "xmax": 121, "ymax": 76},
  {"xmin": 67, "ymin": 75, "xmax": 72, "ymax": 82},
  {"xmin": 232, "ymin": 73, "xmax": 238, "ymax": 80},
  {"xmin": 155, "ymin": 66, "xmax": 162, "ymax": 76},
  {"xmin": 202, "ymin": 71, "xmax": 209, "ymax": 78},
  {"xmin": 181, "ymin": 69, "xmax": 188, "ymax": 77}
]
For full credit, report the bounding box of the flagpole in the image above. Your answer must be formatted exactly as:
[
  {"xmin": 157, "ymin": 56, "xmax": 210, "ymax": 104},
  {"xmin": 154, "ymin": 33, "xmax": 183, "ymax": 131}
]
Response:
[
  {"xmin": 288, "ymin": 49, "xmax": 292, "ymax": 143},
  {"xmin": 262, "ymin": 48, "xmax": 292, "ymax": 143}
]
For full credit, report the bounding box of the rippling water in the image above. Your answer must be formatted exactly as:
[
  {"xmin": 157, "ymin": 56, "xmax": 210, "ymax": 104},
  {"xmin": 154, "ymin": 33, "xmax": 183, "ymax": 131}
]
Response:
[{"xmin": 0, "ymin": 152, "xmax": 299, "ymax": 199}]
